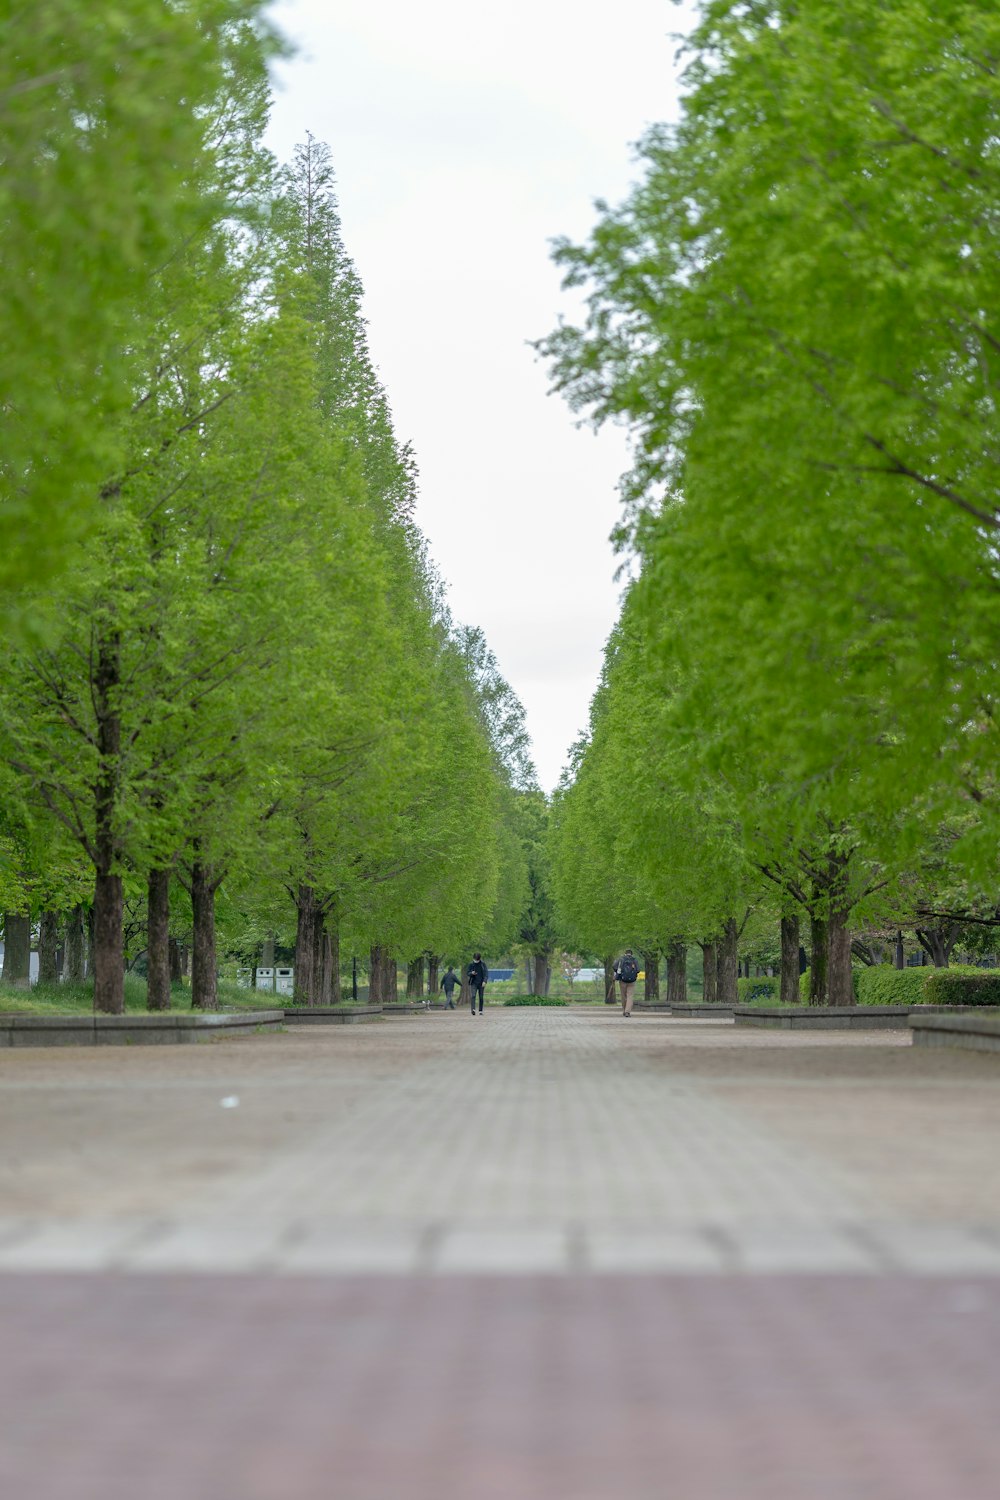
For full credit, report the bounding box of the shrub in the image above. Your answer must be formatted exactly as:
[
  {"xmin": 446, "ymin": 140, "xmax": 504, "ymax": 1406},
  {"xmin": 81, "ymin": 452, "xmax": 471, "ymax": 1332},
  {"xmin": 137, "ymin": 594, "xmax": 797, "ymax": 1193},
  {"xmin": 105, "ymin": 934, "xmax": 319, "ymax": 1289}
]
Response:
[
  {"xmin": 923, "ymin": 970, "xmax": 1000, "ymax": 1007},
  {"xmin": 503, "ymin": 995, "xmax": 567, "ymax": 1006},
  {"xmin": 736, "ymin": 976, "xmax": 780, "ymax": 1003},
  {"xmin": 856, "ymin": 967, "xmax": 929, "ymax": 1006}
]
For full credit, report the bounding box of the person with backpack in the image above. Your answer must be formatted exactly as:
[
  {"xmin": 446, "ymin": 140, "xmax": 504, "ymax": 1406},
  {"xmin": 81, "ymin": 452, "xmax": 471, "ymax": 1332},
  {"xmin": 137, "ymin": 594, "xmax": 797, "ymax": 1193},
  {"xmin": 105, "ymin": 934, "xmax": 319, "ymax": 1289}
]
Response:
[
  {"xmin": 440, "ymin": 966, "xmax": 461, "ymax": 1009},
  {"xmin": 467, "ymin": 953, "xmax": 489, "ymax": 1014},
  {"xmin": 613, "ymin": 948, "xmax": 639, "ymax": 1016}
]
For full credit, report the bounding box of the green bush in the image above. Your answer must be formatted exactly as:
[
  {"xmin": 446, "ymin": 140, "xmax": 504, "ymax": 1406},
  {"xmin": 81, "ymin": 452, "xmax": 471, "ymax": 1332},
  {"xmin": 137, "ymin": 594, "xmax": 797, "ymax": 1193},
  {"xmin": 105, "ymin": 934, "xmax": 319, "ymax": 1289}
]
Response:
[
  {"xmin": 736, "ymin": 976, "xmax": 780, "ymax": 1003},
  {"xmin": 503, "ymin": 995, "xmax": 567, "ymax": 1006},
  {"xmin": 923, "ymin": 969, "xmax": 1000, "ymax": 1007},
  {"xmin": 854, "ymin": 963, "xmax": 994, "ymax": 1006},
  {"xmin": 856, "ymin": 967, "xmax": 929, "ymax": 1006}
]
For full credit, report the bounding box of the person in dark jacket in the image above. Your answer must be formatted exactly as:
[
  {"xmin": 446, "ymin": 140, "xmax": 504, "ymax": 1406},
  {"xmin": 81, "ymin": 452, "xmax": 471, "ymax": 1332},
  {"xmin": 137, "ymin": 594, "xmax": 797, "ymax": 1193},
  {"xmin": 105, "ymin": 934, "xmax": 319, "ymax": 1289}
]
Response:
[
  {"xmin": 468, "ymin": 953, "xmax": 489, "ymax": 1014},
  {"xmin": 440, "ymin": 966, "xmax": 461, "ymax": 1009}
]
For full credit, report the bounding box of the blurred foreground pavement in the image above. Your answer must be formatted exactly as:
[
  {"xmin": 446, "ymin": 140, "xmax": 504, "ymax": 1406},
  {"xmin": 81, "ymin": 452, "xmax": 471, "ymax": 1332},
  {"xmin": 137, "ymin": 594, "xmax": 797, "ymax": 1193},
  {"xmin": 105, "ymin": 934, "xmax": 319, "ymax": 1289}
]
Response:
[{"xmin": 2, "ymin": 1010, "xmax": 1000, "ymax": 1499}]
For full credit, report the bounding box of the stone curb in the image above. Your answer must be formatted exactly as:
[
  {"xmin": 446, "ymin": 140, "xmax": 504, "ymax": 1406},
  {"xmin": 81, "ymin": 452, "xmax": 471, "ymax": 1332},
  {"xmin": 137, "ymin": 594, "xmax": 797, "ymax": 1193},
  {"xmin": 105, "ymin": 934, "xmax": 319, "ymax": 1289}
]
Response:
[
  {"xmin": 0, "ymin": 1010, "xmax": 286, "ymax": 1047},
  {"xmin": 910, "ymin": 1012, "xmax": 1000, "ymax": 1054},
  {"xmin": 283, "ymin": 1007, "xmax": 382, "ymax": 1024},
  {"xmin": 734, "ymin": 1005, "xmax": 1000, "ymax": 1030},
  {"xmin": 669, "ymin": 1005, "xmax": 735, "ymax": 1018}
]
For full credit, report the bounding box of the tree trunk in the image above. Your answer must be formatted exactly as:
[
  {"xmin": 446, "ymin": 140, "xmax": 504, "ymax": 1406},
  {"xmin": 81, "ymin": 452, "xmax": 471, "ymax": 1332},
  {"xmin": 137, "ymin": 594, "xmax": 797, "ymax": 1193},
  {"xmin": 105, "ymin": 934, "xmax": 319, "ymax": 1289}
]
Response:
[
  {"xmin": 827, "ymin": 904, "xmax": 854, "ymax": 1005},
  {"xmin": 311, "ymin": 909, "xmax": 326, "ymax": 1008},
  {"xmin": 916, "ymin": 926, "xmax": 952, "ymax": 968},
  {"xmin": 64, "ymin": 905, "xmax": 86, "ymax": 983},
  {"xmin": 718, "ymin": 918, "xmax": 739, "ymax": 1006},
  {"xmin": 894, "ymin": 930, "xmax": 905, "ymax": 970},
  {"xmin": 318, "ymin": 930, "xmax": 333, "ymax": 1005},
  {"xmin": 387, "ymin": 954, "xmax": 398, "ymax": 1002},
  {"xmin": 700, "ymin": 942, "xmax": 718, "ymax": 1005},
  {"xmin": 294, "ymin": 884, "xmax": 318, "ymax": 1004},
  {"xmin": 146, "ymin": 868, "xmax": 171, "ymax": 1011},
  {"xmin": 603, "ymin": 954, "xmax": 616, "ymax": 1004},
  {"xmin": 427, "ymin": 954, "xmax": 440, "ymax": 998},
  {"xmin": 37, "ymin": 910, "xmax": 61, "ymax": 985},
  {"xmin": 370, "ymin": 945, "xmax": 395, "ymax": 1005},
  {"xmin": 524, "ymin": 958, "xmax": 532, "ymax": 995},
  {"xmin": 368, "ymin": 946, "xmax": 382, "ymax": 1004},
  {"xmin": 780, "ymin": 914, "xmax": 801, "ymax": 1005},
  {"xmin": 190, "ymin": 861, "xmax": 218, "ymax": 1010},
  {"xmin": 666, "ymin": 940, "xmax": 687, "ymax": 1007},
  {"xmin": 328, "ymin": 925, "xmax": 341, "ymax": 1005},
  {"xmin": 168, "ymin": 936, "xmax": 182, "ymax": 984},
  {"xmin": 809, "ymin": 916, "xmax": 828, "ymax": 1005},
  {"xmin": 532, "ymin": 951, "xmax": 548, "ymax": 996},
  {"xmin": 93, "ymin": 630, "xmax": 124, "ymax": 1014},
  {"xmin": 93, "ymin": 873, "xmax": 124, "ymax": 1013},
  {"xmin": 642, "ymin": 949, "xmax": 660, "ymax": 1003},
  {"xmin": 406, "ymin": 956, "xmax": 425, "ymax": 998},
  {"xmin": 1, "ymin": 913, "xmax": 31, "ymax": 987}
]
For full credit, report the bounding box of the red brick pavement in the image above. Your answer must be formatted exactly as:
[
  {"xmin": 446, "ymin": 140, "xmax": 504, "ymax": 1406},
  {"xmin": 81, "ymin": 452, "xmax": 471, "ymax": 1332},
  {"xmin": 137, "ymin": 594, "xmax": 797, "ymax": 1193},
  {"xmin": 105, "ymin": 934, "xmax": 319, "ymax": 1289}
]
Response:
[{"xmin": 2, "ymin": 1272, "xmax": 999, "ymax": 1500}]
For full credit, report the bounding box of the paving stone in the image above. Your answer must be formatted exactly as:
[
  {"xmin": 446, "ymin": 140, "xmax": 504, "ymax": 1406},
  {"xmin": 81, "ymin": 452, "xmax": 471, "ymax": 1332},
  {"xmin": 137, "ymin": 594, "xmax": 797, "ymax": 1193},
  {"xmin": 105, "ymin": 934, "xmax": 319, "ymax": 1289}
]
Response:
[
  {"xmin": 862, "ymin": 1223, "xmax": 1000, "ymax": 1274},
  {"xmin": 434, "ymin": 1226, "xmax": 569, "ymax": 1273},
  {"xmin": 2, "ymin": 1012, "xmax": 1000, "ymax": 1496},
  {"xmin": 0, "ymin": 1219, "xmax": 151, "ymax": 1270},
  {"xmin": 728, "ymin": 1221, "xmax": 881, "ymax": 1273},
  {"xmin": 2, "ymin": 1273, "xmax": 1000, "ymax": 1500},
  {"xmin": 120, "ymin": 1220, "xmax": 289, "ymax": 1272},
  {"xmin": 277, "ymin": 1223, "xmax": 425, "ymax": 1274},
  {"xmin": 586, "ymin": 1227, "xmax": 727, "ymax": 1273}
]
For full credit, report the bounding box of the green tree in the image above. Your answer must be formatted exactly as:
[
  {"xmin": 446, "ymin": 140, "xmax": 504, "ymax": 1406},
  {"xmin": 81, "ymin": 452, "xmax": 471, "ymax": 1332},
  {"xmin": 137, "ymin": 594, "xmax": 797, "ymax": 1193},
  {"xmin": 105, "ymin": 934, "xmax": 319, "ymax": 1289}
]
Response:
[{"xmin": 1, "ymin": 1, "xmax": 282, "ymax": 625}]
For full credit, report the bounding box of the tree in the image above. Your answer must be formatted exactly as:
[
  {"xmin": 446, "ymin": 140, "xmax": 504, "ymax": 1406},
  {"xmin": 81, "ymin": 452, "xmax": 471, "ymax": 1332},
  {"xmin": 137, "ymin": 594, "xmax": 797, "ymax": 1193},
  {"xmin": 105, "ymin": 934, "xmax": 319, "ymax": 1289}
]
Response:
[
  {"xmin": 0, "ymin": 2, "xmax": 282, "ymax": 626},
  {"xmin": 540, "ymin": 0, "xmax": 1000, "ymax": 897}
]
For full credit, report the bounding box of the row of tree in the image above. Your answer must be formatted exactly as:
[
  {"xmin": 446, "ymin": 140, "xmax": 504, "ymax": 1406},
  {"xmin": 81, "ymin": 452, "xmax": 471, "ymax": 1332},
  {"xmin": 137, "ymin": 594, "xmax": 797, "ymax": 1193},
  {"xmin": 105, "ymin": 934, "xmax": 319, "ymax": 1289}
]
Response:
[
  {"xmin": 543, "ymin": 0, "xmax": 1000, "ymax": 1003},
  {"xmin": 2, "ymin": 11, "xmax": 543, "ymax": 1012}
]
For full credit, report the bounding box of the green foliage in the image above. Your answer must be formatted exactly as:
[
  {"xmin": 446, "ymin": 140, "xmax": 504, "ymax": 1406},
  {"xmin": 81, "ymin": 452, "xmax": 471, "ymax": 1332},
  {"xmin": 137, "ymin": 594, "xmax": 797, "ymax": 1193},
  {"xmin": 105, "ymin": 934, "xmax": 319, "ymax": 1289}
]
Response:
[
  {"xmin": 541, "ymin": 2, "xmax": 1000, "ymax": 992},
  {"xmin": 923, "ymin": 971, "xmax": 1000, "ymax": 1008},
  {"xmin": 736, "ymin": 976, "xmax": 780, "ymax": 1003},
  {"xmin": 855, "ymin": 967, "xmax": 929, "ymax": 1007},
  {"xmin": 503, "ymin": 995, "xmax": 567, "ymax": 1006},
  {"xmin": 0, "ymin": 1, "xmax": 283, "ymax": 629},
  {"xmin": 0, "ymin": 84, "xmax": 538, "ymax": 1011}
]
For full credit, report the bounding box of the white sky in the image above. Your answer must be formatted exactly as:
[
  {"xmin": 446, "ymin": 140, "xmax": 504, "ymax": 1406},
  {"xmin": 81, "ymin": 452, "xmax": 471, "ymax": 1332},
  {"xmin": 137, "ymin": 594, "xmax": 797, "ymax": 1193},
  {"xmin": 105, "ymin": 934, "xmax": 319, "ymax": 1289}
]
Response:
[{"xmin": 264, "ymin": 0, "xmax": 697, "ymax": 790}]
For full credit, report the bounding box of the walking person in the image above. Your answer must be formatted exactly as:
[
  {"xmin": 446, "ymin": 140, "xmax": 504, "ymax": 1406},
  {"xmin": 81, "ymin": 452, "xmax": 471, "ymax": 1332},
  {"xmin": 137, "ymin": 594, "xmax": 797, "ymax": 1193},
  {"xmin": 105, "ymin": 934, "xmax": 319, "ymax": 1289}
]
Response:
[
  {"xmin": 440, "ymin": 965, "xmax": 461, "ymax": 1009},
  {"xmin": 614, "ymin": 948, "xmax": 639, "ymax": 1016},
  {"xmin": 468, "ymin": 952, "xmax": 489, "ymax": 1014}
]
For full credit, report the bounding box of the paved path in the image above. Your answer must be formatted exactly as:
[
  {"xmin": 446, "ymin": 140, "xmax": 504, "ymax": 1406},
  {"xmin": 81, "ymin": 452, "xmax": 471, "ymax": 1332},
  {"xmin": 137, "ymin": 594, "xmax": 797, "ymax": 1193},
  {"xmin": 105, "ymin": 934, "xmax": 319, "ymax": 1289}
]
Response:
[{"xmin": 3, "ymin": 1009, "xmax": 1000, "ymax": 1497}]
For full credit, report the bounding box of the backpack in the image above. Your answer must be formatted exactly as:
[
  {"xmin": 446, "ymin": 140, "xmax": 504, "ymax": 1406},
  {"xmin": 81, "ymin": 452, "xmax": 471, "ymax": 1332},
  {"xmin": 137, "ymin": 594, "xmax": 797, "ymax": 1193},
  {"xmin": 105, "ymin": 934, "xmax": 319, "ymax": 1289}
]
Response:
[{"xmin": 619, "ymin": 955, "xmax": 639, "ymax": 984}]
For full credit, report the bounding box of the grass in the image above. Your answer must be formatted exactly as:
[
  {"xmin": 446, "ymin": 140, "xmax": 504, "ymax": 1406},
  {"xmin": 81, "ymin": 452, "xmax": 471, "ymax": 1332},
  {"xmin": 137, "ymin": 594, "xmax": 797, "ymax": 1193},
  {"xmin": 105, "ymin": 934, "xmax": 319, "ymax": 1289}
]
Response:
[{"xmin": 0, "ymin": 974, "xmax": 287, "ymax": 1016}]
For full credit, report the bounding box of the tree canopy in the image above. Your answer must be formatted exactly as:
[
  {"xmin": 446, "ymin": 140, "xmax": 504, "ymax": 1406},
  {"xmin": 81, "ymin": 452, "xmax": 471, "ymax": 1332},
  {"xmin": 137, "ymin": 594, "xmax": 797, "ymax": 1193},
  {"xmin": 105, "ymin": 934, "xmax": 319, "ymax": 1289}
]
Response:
[{"xmin": 541, "ymin": 0, "xmax": 1000, "ymax": 1001}]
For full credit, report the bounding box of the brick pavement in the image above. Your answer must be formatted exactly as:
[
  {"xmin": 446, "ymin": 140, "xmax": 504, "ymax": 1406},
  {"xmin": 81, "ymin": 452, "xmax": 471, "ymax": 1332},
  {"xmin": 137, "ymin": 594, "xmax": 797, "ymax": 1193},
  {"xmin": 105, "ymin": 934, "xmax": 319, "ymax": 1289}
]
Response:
[{"xmin": 3, "ymin": 1010, "xmax": 1000, "ymax": 1497}]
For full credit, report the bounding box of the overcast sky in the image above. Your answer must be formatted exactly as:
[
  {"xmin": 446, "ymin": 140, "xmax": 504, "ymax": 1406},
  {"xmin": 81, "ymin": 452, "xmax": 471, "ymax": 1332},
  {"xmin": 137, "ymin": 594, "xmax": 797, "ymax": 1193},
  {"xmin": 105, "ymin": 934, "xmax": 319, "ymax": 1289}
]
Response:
[{"xmin": 264, "ymin": 0, "xmax": 697, "ymax": 790}]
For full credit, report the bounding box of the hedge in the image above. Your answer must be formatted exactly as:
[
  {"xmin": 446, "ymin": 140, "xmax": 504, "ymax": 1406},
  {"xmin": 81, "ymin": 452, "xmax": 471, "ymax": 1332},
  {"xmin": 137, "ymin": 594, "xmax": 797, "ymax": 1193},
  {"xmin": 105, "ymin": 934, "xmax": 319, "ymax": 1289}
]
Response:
[
  {"xmin": 856, "ymin": 967, "xmax": 929, "ymax": 1006},
  {"xmin": 923, "ymin": 970, "xmax": 1000, "ymax": 1007},
  {"xmin": 838, "ymin": 964, "xmax": 997, "ymax": 1007},
  {"xmin": 736, "ymin": 976, "xmax": 780, "ymax": 1003},
  {"xmin": 503, "ymin": 995, "xmax": 567, "ymax": 1006}
]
